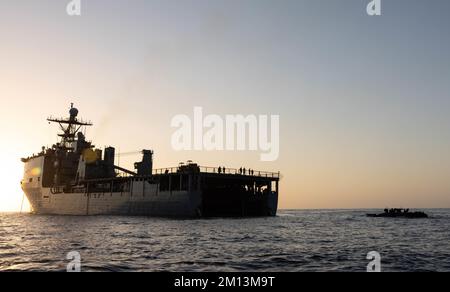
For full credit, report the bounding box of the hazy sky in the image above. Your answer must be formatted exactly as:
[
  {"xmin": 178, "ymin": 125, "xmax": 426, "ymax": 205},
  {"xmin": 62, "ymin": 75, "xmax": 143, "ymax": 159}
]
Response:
[{"xmin": 1, "ymin": 0, "xmax": 450, "ymax": 211}]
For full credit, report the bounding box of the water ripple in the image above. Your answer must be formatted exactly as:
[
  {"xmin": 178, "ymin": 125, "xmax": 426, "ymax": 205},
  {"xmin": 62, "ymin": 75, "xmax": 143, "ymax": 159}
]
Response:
[{"xmin": 0, "ymin": 210, "xmax": 449, "ymax": 272}]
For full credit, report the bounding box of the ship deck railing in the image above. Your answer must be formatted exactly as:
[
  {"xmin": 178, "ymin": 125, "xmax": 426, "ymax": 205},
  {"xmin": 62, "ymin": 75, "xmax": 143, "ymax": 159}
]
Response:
[
  {"xmin": 151, "ymin": 166, "xmax": 280, "ymax": 179},
  {"xmin": 113, "ymin": 166, "xmax": 280, "ymax": 179}
]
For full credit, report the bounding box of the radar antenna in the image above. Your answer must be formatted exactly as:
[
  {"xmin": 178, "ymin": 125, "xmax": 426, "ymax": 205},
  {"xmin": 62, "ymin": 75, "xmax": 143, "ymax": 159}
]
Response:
[{"xmin": 47, "ymin": 103, "xmax": 93, "ymax": 150}]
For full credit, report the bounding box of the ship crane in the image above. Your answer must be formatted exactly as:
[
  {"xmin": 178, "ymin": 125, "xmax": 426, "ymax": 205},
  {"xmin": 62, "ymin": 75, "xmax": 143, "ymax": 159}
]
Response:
[
  {"xmin": 114, "ymin": 150, "xmax": 154, "ymax": 176},
  {"xmin": 115, "ymin": 150, "xmax": 155, "ymax": 171}
]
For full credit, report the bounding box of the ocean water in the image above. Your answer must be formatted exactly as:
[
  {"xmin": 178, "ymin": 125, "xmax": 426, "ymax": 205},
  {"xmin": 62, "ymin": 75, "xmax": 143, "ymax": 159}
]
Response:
[{"xmin": 0, "ymin": 209, "xmax": 449, "ymax": 272}]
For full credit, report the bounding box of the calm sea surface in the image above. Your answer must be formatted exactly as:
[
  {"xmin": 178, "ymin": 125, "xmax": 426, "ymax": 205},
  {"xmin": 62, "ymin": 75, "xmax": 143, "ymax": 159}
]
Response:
[{"xmin": 1, "ymin": 209, "xmax": 449, "ymax": 272}]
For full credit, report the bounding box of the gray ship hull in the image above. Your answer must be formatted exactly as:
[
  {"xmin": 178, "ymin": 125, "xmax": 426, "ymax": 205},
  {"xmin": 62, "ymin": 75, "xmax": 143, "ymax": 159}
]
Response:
[
  {"xmin": 24, "ymin": 186, "xmax": 202, "ymax": 217},
  {"xmin": 23, "ymin": 185, "xmax": 278, "ymax": 217}
]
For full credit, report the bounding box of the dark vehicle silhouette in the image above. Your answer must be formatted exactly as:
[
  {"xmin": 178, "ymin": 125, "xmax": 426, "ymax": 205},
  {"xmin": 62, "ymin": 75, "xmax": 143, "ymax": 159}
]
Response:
[{"xmin": 367, "ymin": 208, "xmax": 428, "ymax": 219}]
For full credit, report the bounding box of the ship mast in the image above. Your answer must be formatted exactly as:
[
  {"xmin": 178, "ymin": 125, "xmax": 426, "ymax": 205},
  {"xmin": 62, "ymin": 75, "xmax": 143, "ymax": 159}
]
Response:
[{"xmin": 47, "ymin": 103, "xmax": 93, "ymax": 151}]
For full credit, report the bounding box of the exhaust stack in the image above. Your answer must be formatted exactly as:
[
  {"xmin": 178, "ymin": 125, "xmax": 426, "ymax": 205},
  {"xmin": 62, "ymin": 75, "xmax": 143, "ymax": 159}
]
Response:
[{"xmin": 134, "ymin": 150, "xmax": 153, "ymax": 176}]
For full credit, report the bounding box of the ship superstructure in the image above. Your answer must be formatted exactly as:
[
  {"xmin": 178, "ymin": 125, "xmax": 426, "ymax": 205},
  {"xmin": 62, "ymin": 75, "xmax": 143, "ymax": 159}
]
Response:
[{"xmin": 21, "ymin": 105, "xmax": 280, "ymax": 217}]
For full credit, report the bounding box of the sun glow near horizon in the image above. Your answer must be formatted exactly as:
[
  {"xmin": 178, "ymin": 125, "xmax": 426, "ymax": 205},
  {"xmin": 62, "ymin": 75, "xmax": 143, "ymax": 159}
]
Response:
[{"xmin": 0, "ymin": 153, "xmax": 30, "ymax": 212}]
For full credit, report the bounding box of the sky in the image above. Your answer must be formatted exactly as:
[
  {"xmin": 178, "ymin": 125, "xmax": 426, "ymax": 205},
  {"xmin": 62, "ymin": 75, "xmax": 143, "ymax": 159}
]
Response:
[{"xmin": 1, "ymin": 0, "xmax": 450, "ymax": 211}]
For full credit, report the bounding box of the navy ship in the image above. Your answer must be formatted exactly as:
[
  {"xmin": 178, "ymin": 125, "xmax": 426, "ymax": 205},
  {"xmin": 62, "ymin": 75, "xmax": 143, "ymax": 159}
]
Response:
[{"xmin": 21, "ymin": 104, "xmax": 280, "ymax": 217}]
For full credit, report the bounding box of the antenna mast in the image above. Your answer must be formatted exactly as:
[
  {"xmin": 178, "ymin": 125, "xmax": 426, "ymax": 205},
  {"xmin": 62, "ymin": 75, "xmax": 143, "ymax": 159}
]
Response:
[{"xmin": 47, "ymin": 103, "xmax": 93, "ymax": 150}]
